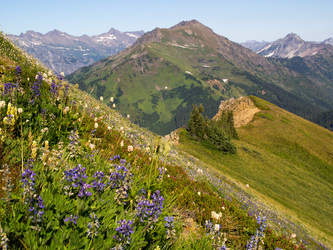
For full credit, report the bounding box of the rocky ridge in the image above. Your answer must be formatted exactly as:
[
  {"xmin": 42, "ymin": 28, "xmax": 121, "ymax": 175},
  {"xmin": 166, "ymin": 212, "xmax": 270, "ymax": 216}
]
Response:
[
  {"xmin": 8, "ymin": 28, "xmax": 144, "ymax": 75},
  {"xmin": 213, "ymin": 97, "xmax": 261, "ymax": 127}
]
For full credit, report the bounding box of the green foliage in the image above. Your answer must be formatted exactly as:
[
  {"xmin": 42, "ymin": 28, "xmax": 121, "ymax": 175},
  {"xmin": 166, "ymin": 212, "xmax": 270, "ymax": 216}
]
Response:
[{"xmin": 187, "ymin": 105, "xmax": 237, "ymax": 154}]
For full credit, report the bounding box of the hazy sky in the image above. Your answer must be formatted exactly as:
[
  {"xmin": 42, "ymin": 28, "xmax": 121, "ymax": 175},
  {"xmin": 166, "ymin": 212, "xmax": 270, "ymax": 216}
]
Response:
[{"xmin": 1, "ymin": 0, "xmax": 332, "ymax": 43}]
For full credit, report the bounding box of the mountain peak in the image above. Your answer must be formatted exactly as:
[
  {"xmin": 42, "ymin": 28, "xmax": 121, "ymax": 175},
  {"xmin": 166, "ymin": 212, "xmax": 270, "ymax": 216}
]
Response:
[
  {"xmin": 285, "ymin": 33, "xmax": 302, "ymax": 41},
  {"xmin": 171, "ymin": 19, "xmax": 202, "ymax": 29}
]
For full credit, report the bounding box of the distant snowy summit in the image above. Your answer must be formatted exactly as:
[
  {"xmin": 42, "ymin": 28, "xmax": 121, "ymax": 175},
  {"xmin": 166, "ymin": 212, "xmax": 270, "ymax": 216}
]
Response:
[
  {"xmin": 9, "ymin": 28, "xmax": 144, "ymax": 75},
  {"xmin": 241, "ymin": 33, "xmax": 333, "ymax": 58}
]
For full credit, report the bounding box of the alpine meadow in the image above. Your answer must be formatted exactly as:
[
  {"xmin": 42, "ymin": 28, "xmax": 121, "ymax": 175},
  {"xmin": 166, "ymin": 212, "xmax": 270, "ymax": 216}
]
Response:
[{"xmin": 0, "ymin": 19, "xmax": 333, "ymax": 250}]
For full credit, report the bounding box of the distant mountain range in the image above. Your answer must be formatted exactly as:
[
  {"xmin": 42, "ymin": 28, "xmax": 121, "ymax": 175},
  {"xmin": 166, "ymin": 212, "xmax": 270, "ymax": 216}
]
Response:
[
  {"xmin": 241, "ymin": 33, "xmax": 333, "ymax": 58},
  {"xmin": 8, "ymin": 29, "xmax": 144, "ymax": 75},
  {"xmin": 66, "ymin": 20, "xmax": 333, "ymax": 134}
]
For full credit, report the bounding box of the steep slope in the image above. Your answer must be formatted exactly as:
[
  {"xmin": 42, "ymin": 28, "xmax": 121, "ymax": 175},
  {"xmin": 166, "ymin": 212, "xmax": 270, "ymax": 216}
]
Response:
[
  {"xmin": 8, "ymin": 28, "xmax": 144, "ymax": 75},
  {"xmin": 178, "ymin": 96, "xmax": 333, "ymax": 248},
  {"xmin": 66, "ymin": 20, "xmax": 333, "ymax": 135}
]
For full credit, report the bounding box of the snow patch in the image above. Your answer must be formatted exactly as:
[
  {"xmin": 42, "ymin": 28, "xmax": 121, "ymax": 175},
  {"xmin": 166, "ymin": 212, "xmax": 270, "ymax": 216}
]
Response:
[
  {"xmin": 96, "ymin": 35, "xmax": 117, "ymax": 42},
  {"xmin": 264, "ymin": 52, "xmax": 275, "ymax": 57},
  {"xmin": 126, "ymin": 33, "xmax": 140, "ymax": 38}
]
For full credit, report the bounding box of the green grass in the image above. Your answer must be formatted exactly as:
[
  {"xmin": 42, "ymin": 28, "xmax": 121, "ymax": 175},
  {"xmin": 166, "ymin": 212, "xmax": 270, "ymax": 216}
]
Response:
[{"xmin": 178, "ymin": 98, "xmax": 333, "ymax": 248}]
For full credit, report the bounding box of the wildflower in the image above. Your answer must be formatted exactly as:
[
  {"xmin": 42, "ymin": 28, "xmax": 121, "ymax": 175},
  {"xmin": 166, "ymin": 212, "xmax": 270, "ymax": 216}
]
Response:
[
  {"xmin": 63, "ymin": 106, "xmax": 69, "ymax": 114},
  {"xmin": 92, "ymin": 171, "xmax": 106, "ymax": 192},
  {"xmin": 113, "ymin": 103, "xmax": 116, "ymax": 108},
  {"xmin": 110, "ymin": 97, "xmax": 114, "ymax": 102},
  {"xmin": 128, "ymin": 145, "xmax": 133, "ymax": 152},
  {"xmin": 64, "ymin": 214, "xmax": 79, "ymax": 225},
  {"xmin": 120, "ymin": 140, "xmax": 124, "ymax": 147},
  {"xmin": 100, "ymin": 96, "xmax": 103, "ymax": 102},
  {"xmin": 0, "ymin": 101, "xmax": 5, "ymax": 108},
  {"xmin": 135, "ymin": 190, "xmax": 164, "ymax": 223},
  {"xmin": 28, "ymin": 195, "xmax": 45, "ymax": 224},
  {"xmin": 108, "ymin": 159, "xmax": 133, "ymax": 204},
  {"xmin": 78, "ymin": 182, "xmax": 92, "ymax": 197},
  {"xmin": 291, "ymin": 233, "xmax": 296, "ymax": 238},
  {"xmin": 15, "ymin": 65, "xmax": 21, "ymax": 75},
  {"xmin": 87, "ymin": 213, "xmax": 100, "ymax": 238},
  {"xmin": 211, "ymin": 211, "xmax": 222, "ymax": 221},
  {"xmin": 114, "ymin": 219, "xmax": 134, "ymax": 245},
  {"xmin": 94, "ymin": 122, "xmax": 98, "ymax": 129},
  {"xmin": 127, "ymin": 114, "xmax": 130, "ymax": 119},
  {"xmin": 164, "ymin": 216, "xmax": 176, "ymax": 238},
  {"xmin": 0, "ymin": 224, "xmax": 9, "ymax": 250},
  {"xmin": 198, "ymin": 191, "xmax": 201, "ymax": 196},
  {"xmin": 1, "ymin": 164, "xmax": 13, "ymax": 202},
  {"xmin": 18, "ymin": 108, "xmax": 23, "ymax": 114}
]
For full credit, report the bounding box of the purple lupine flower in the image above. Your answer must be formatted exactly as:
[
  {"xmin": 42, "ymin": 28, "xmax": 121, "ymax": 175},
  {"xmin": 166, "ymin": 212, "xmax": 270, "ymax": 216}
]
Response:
[
  {"xmin": 92, "ymin": 171, "xmax": 105, "ymax": 192},
  {"xmin": 87, "ymin": 213, "xmax": 99, "ymax": 238},
  {"xmin": 15, "ymin": 65, "xmax": 21, "ymax": 75},
  {"xmin": 21, "ymin": 161, "xmax": 36, "ymax": 195},
  {"xmin": 63, "ymin": 164, "xmax": 90, "ymax": 197},
  {"xmin": 50, "ymin": 80, "xmax": 58, "ymax": 96},
  {"xmin": 78, "ymin": 182, "xmax": 92, "ymax": 197},
  {"xmin": 64, "ymin": 214, "xmax": 79, "ymax": 225},
  {"xmin": 135, "ymin": 190, "xmax": 164, "ymax": 223},
  {"xmin": 28, "ymin": 195, "xmax": 44, "ymax": 224},
  {"xmin": 3, "ymin": 82, "xmax": 15, "ymax": 95},
  {"xmin": 113, "ymin": 219, "xmax": 134, "ymax": 245}
]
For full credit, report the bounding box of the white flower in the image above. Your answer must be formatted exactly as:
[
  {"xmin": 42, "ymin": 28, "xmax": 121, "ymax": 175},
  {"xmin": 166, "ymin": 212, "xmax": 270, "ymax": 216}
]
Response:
[
  {"xmin": 291, "ymin": 234, "xmax": 296, "ymax": 238},
  {"xmin": 120, "ymin": 140, "xmax": 124, "ymax": 147},
  {"xmin": 110, "ymin": 97, "xmax": 114, "ymax": 102},
  {"xmin": 89, "ymin": 144, "xmax": 95, "ymax": 150},
  {"xmin": 0, "ymin": 101, "xmax": 5, "ymax": 108},
  {"xmin": 112, "ymin": 103, "xmax": 116, "ymax": 108},
  {"xmin": 60, "ymin": 72, "xmax": 64, "ymax": 77},
  {"xmin": 214, "ymin": 224, "xmax": 220, "ymax": 231},
  {"xmin": 94, "ymin": 123, "xmax": 98, "ymax": 129},
  {"xmin": 127, "ymin": 114, "xmax": 130, "ymax": 119},
  {"xmin": 198, "ymin": 191, "xmax": 201, "ymax": 196},
  {"xmin": 197, "ymin": 168, "xmax": 203, "ymax": 174},
  {"xmin": 128, "ymin": 145, "xmax": 133, "ymax": 152},
  {"xmin": 18, "ymin": 108, "xmax": 23, "ymax": 114},
  {"xmin": 63, "ymin": 106, "xmax": 69, "ymax": 114},
  {"xmin": 107, "ymin": 126, "xmax": 112, "ymax": 130},
  {"xmin": 246, "ymin": 184, "xmax": 250, "ymax": 188},
  {"xmin": 100, "ymin": 96, "xmax": 103, "ymax": 102}
]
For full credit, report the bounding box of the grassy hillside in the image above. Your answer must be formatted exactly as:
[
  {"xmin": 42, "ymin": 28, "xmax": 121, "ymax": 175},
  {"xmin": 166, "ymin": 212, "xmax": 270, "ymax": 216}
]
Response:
[
  {"xmin": 0, "ymin": 31, "xmax": 308, "ymax": 249},
  {"xmin": 178, "ymin": 96, "xmax": 333, "ymax": 248}
]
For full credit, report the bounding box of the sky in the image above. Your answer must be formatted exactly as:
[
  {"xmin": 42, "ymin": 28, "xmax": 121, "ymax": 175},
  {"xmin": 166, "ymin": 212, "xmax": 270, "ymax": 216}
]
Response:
[{"xmin": 1, "ymin": 0, "xmax": 332, "ymax": 43}]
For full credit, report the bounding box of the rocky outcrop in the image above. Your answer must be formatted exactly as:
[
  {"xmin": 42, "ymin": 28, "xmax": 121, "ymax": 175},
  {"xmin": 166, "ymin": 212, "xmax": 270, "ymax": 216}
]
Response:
[{"xmin": 213, "ymin": 97, "xmax": 260, "ymax": 127}]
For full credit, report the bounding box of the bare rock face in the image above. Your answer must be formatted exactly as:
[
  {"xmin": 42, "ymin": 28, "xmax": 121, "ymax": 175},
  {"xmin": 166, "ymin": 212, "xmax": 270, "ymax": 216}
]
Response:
[
  {"xmin": 165, "ymin": 130, "xmax": 180, "ymax": 145},
  {"xmin": 213, "ymin": 97, "xmax": 260, "ymax": 127}
]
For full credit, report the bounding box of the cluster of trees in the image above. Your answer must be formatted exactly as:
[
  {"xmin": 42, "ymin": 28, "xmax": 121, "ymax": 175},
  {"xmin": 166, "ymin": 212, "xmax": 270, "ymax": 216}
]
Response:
[{"xmin": 187, "ymin": 105, "xmax": 238, "ymax": 154}]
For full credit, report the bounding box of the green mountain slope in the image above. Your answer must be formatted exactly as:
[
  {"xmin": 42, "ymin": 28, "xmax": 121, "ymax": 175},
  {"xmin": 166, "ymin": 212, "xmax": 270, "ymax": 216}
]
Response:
[
  {"xmin": 177, "ymin": 95, "xmax": 333, "ymax": 248},
  {"xmin": 66, "ymin": 20, "xmax": 333, "ymax": 135}
]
